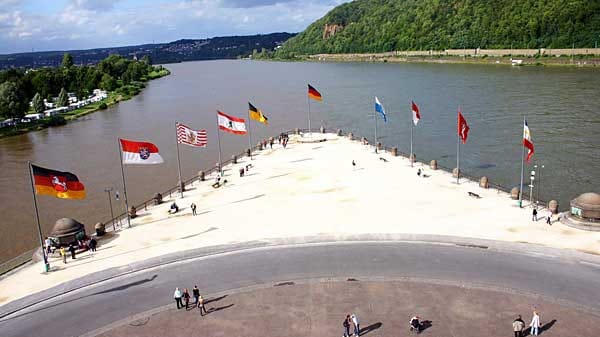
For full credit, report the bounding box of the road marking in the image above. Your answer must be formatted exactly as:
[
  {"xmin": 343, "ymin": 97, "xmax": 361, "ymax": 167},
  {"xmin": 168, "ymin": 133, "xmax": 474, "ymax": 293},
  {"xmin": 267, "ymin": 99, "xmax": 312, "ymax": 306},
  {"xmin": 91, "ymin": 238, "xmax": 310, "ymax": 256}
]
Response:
[{"xmin": 580, "ymin": 261, "xmax": 600, "ymax": 270}]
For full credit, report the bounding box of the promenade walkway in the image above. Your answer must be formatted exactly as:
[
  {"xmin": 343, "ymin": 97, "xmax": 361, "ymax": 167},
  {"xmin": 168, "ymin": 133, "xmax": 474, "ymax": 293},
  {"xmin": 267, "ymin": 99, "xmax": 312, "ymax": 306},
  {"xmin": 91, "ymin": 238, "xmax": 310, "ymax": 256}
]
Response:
[{"xmin": 1, "ymin": 132, "xmax": 599, "ymax": 308}]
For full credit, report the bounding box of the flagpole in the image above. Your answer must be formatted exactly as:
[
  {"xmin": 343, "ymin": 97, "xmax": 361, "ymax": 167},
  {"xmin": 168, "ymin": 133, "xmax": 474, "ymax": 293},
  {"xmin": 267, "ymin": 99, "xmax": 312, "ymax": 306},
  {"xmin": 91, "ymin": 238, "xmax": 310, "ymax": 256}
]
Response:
[
  {"xmin": 28, "ymin": 162, "xmax": 49, "ymax": 272},
  {"xmin": 374, "ymin": 106, "xmax": 378, "ymax": 153},
  {"xmin": 518, "ymin": 115, "xmax": 526, "ymax": 208},
  {"xmin": 307, "ymin": 95, "xmax": 312, "ymax": 137},
  {"xmin": 247, "ymin": 104, "xmax": 253, "ymax": 160},
  {"xmin": 410, "ymin": 99, "xmax": 414, "ymax": 167},
  {"xmin": 216, "ymin": 111, "xmax": 223, "ymax": 175},
  {"xmin": 118, "ymin": 139, "xmax": 131, "ymax": 228},
  {"xmin": 175, "ymin": 123, "xmax": 183, "ymax": 198},
  {"xmin": 456, "ymin": 108, "xmax": 460, "ymax": 184}
]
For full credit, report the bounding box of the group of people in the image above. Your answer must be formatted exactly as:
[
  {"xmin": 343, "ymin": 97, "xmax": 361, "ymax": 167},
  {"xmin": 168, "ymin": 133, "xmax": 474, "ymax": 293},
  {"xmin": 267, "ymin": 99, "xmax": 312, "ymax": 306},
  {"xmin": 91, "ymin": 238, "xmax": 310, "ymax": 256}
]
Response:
[
  {"xmin": 513, "ymin": 311, "xmax": 542, "ymax": 336},
  {"xmin": 532, "ymin": 208, "xmax": 553, "ymax": 225},
  {"xmin": 173, "ymin": 285, "xmax": 208, "ymax": 315},
  {"xmin": 342, "ymin": 314, "xmax": 360, "ymax": 337},
  {"xmin": 44, "ymin": 236, "xmax": 97, "ymax": 264},
  {"xmin": 278, "ymin": 133, "xmax": 289, "ymax": 148}
]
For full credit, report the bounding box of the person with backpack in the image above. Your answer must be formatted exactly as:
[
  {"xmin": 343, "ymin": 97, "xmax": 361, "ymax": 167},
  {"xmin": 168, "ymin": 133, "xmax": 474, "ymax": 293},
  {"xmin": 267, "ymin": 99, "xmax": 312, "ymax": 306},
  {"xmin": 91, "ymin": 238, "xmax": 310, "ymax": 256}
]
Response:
[
  {"xmin": 343, "ymin": 315, "xmax": 351, "ymax": 337},
  {"xmin": 513, "ymin": 315, "xmax": 525, "ymax": 337}
]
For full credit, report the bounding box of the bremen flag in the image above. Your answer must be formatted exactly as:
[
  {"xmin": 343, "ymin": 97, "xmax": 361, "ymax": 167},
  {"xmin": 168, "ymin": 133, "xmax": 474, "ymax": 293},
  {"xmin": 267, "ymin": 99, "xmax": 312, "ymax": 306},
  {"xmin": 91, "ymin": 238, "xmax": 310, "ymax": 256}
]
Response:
[
  {"xmin": 523, "ymin": 120, "xmax": 535, "ymax": 162},
  {"xmin": 177, "ymin": 123, "xmax": 207, "ymax": 147},
  {"xmin": 308, "ymin": 84, "xmax": 322, "ymax": 101},
  {"xmin": 374, "ymin": 96, "xmax": 387, "ymax": 122},
  {"xmin": 218, "ymin": 110, "xmax": 247, "ymax": 135},
  {"xmin": 32, "ymin": 164, "xmax": 85, "ymax": 199},
  {"xmin": 458, "ymin": 108, "xmax": 470, "ymax": 144},
  {"xmin": 248, "ymin": 102, "xmax": 268, "ymax": 125},
  {"xmin": 412, "ymin": 101, "xmax": 421, "ymax": 126},
  {"xmin": 119, "ymin": 139, "xmax": 164, "ymax": 164}
]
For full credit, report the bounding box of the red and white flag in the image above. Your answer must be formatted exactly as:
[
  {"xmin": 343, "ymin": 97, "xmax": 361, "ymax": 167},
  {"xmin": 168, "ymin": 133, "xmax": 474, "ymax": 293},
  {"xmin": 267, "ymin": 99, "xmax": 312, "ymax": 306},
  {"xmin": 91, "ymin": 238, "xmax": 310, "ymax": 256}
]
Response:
[
  {"xmin": 217, "ymin": 111, "xmax": 247, "ymax": 135},
  {"xmin": 523, "ymin": 120, "xmax": 535, "ymax": 162},
  {"xmin": 457, "ymin": 108, "xmax": 470, "ymax": 144},
  {"xmin": 412, "ymin": 100, "xmax": 421, "ymax": 126},
  {"xmin": 176, "ymin": 123, "xmax": 207, "ymax": 147},
  {"xmin": 119, "ymin": 138, "xmax": 164, "ymax": 165}
]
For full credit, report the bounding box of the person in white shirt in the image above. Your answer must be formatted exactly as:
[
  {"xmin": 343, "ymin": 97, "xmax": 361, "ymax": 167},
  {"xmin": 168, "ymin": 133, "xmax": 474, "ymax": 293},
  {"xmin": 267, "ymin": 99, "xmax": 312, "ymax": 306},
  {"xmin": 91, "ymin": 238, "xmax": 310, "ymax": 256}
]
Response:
[
  {"xmin": 351, "ymin": 314, "xmax": 360, "ymax": 336},
  {"xmin": 173, "ymin": 287, "xmax": 183, "ymax": 309},
  {"xmin": 529, "ymin": 311, "xmax": 541, "ymax": 336}
]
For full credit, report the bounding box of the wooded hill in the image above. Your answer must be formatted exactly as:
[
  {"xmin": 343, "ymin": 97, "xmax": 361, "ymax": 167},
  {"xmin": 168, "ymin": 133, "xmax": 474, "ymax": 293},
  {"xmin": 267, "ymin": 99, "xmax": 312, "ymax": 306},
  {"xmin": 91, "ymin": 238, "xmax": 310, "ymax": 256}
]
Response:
[{"xmin": 278, "ymin": 0, "xmax": 600, "ymax": 55}]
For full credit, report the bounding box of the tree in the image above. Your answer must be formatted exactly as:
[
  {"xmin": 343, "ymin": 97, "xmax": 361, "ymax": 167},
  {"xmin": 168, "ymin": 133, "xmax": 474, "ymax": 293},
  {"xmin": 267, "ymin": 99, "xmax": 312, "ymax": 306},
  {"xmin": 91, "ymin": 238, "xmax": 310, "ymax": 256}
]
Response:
[
  {"xmin": 0, "ymin": 81, "xmax": 28, "ymax": 120},
  {"xmin": 32, "ymin": 93, "xmax": 45, "ymax": 114},
  {"xmin": 57, "ymin": 88, "xmax": 69, "ymax": 107},
  {"xmin": 62, "ymin": 53, "xmax": 74, "ymax": 68},
  {"xmin": 99, "ymin": 74, "xmax": 117, "ymax": 91}
]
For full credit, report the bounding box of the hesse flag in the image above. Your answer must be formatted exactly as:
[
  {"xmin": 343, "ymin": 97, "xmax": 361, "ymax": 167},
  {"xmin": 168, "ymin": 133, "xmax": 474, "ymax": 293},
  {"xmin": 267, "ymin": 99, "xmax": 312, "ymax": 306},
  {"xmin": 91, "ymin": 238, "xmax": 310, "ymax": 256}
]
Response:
[
  {"xmin": 248, "ymin": 102, "xmax": 268, "ymax": 125},
  {"xmin": 177, "ymin": 123, "xmax": 207, "ymax": 147},
  {"xmin": 523, "ymin": 120, "xmax": 535, "ymax": 162},
  {"xmin": 375, "ymin": 96, "xmax": 387, "ymax": 122},
  {"xmin": 32, "ymin": 164, "xmax": 86, "ymax": 199},
  {"xmin": 308, "ymin": 84, "xmax": 322, "ymax": 101},
  {"xmin": 412, "ymin": 101, "xmax": 421, "ymax": 126},
  {"xmin": 458, "ymin": 108, "xmax": 470, "ymax": 144},
  {"xmin": 218, "ymin": 111, "xmax": 247, "ymax": 135},
  {"xmin": 120, "ymin": 139, "xmax": 164, "ymax": 164}
]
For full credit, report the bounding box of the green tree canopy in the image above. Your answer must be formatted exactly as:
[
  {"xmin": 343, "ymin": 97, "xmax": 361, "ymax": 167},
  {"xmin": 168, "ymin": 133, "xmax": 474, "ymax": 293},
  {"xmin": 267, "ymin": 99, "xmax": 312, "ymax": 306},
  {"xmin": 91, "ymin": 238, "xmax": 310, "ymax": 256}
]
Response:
[
  {"xmin": 62, "ymin": 53, "xmax": 74, "ymax": 68},
  {"xmin": 32, "ymin": 92, "xmax": 45, "ymax": 114},
  {"xmin": 99, "ymin": 74, "xmax": 117, "ymax": 91},
  {"xmin": 0, "ymin": 81, "xmax": 28, "ymax": 120},
  {"xmin": 57, "ymin": 88, "xmax": 69, "ymax": 107}
]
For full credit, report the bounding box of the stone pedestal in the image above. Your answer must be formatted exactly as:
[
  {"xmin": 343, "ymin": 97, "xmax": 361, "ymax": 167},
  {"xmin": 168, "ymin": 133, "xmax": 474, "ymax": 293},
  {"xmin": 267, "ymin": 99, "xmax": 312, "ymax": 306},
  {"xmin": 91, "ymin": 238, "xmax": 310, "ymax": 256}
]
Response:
[
  {"xmin": 95, "ymin": 223, "xmax": 105, "ymax": 237},
  {"xmin": 154, "ymin": 192, "xmax": 163, "ymax": 205},
  {"xmin": 198, "ymin": 171, "xmax": 205, "ymax": 181},
  {"xmin": 179, "ymin": 181, "xmax": 185, "ymax": 193},
  {"xmin": 246, "ymin": 148, "xmax": 251, "ymax": 157},
  {"xmin": 430, "ymin": 160, "xmax": 438, "ymax": 170},
  {"xmin": 548, "ymin": 200, "xmax": 559, "ymax": 214},
  {"xmin": 391, "ymin": 147, "xmax": 398, "ymax": 156},
  {"xmin": 215, "ymin": 162, "xmax": 221, "ymax": 172},
  {"xmin": 377, "ymin": 142, "xmax": 383, "ymax": 151},
  {"xmin": 409, "ymin": 153, "xmax": 416, "ymax": 163},
  {"xmin": 479, "ymin": 176, "xmax": 489, "ymax": 189},
  {"xmin": 337, "ymin": 129, "xmax": 343, "ymax": 136},
  {"xmin": 257, "ymin": 142, "xmax": 263, "ymax": 150},
  {"xmin": 128, "ymin": 206, "xmax": 137, "ymax": 219},
  {"xmin": 510, "ymin": 187, "xmax": 520, "ymax": 200},
  {"xmin": 347, "ymin": 133, "xmax": 354, "ymax": 140},
  {"xmin": 232, "ymin": 155, "xmax": 237, "ymax": 164},
  {"xmin": 294, "ymin": 128, "xmax": 300, "ymax": 135},
  {"xmin": 361, "ymin": 137, "xmax": 367, "ymax": 145},
  {"xmin": 320, "ymin": 126, "xmax": 326, "ymax": 133},
  {"xmin": 452, "ymin": 168, "xmax": 460, "ymax": 178}
]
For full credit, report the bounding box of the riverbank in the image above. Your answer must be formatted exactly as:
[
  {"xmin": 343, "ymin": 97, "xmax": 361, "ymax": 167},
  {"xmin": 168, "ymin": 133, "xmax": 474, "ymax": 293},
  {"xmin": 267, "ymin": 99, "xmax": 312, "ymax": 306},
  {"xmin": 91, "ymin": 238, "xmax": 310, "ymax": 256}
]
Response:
[
  {"xmin": 0, "ymin": 68, "xmax": 170, "ymax": 139},
  {"xmin": 1, "ymin": 131, "xmax": 599, "ymax": 308}
]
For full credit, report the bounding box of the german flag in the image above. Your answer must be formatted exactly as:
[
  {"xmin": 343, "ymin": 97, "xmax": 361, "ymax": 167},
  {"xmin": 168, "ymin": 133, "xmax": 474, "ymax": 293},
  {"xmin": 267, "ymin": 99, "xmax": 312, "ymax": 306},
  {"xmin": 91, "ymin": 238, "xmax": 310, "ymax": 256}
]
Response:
[
  {"xmin": 32, "ymin": 164, "xmax": 86, "ymax": 199},
  {"xmin": 308, "ymin": 84, "xmax": 322, "ymax": 101},
  {"xmin": 248, "ymin": 102, "xmax": 268, "ymax": 125}
]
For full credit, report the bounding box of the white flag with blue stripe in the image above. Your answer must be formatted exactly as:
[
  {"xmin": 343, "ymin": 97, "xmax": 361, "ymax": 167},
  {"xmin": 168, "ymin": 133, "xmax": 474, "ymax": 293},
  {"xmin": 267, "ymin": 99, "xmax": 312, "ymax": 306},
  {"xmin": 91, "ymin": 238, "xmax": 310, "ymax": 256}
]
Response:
[{"xmin": 375, "ymin": 96, "xmax": 387, "ymax": 122}]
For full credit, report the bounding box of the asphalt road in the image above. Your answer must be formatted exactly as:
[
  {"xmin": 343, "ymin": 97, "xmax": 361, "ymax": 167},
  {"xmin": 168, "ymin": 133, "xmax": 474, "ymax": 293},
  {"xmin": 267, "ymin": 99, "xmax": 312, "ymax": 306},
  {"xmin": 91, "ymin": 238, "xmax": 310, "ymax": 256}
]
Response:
[{"xmin": 1, "ymin": 241, "xmax": 599, "ymax": 337}]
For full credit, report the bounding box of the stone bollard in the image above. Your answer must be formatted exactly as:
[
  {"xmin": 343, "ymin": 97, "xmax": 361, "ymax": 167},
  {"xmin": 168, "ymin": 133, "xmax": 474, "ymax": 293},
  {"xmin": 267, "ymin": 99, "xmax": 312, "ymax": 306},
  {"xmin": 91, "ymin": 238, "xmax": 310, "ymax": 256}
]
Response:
[
  {"xmin": 154, "ymin": 192, "xmax": 163, "ymax": 205},
  {"xmin": 337, "ymin": 129, "xmax": 343, "ymax": 136},
  {"xmin": 232, "ymin": 155, "xmax": 237, "ymax": 164},
  {"xmin": 179, "ymin": 181, "xmax": 185, "ymax": 193},
  {"xmin": 198, "ymin": 171, "xmax": 205, "ymax": 181},
  {"xmin": 128, "ymin": 206, "xmax": 137, "ymax": 219},
  {"xmin": 409, "ymin": 153, "xmax": 417, "ymax": 163},
  {"xmin": 95, "ymin": 222, "xmax": 106, "ymax": 237},
  {"xmin": 391, "ymin": 147, "xmax": 398, "ymax": 156},
  {"xmin": 348, "ymin": 133, "xmax": 354, "ymax": 140},
  {"xmin": 510, "ymin": 187, "xmax": 520, "ymax": 200},
  {"xmin": 452, "ymin": 168, "xmax": 460, "ymax": 178},
  {"xmin": 246, "ymin": 148, "xmax": 251, "ymax": 157},
  {"xmin": 257, "ymin": 142, "xmax": 263, "ymax": 150},
  {"xmin": 215, "ymin": 162, "xmax": 221, "ymax": 172},
  {"xmin": 294, "ymin": 128, "xmax": 300, "ymax": 135},
  {"xmin": 430, "ymin": 160, "xmax": 438, "ymax": 170},
  {"xmin": 320, "ymin": 126, "xmax": 326, "ymax": 133},
  {"xmin": 479, "ymin": 176, "xmax": 489, "ymax": 189},
  {"xmin": 377, "ymin": 142, "xmax": 383, "ymax": 151},
  {"xmin": 361, "ymin": 137, "xmax": 367, "ymax": 145},
  {"xmin": 548, "ymin": 200, "xmax": 559, "ymax": 214}
]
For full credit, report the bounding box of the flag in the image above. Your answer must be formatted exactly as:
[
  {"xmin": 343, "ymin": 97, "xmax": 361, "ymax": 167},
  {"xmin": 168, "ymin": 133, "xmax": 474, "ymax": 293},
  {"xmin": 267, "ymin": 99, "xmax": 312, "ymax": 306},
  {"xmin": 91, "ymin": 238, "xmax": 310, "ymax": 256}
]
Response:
[
  {"xmin": 248, "ymin": 102, "xmax": 268, "ymax": 125},
  {"xmin": 31, "ymin": 164, "xmax": 86, "ymax": 199},
  {"xmin": 412, "ymin": 101, "xmax": 421, "ymax": 126},
  {"xmin": 458, "ymin": 108, "xmax": 469, "ymax": 144},
  {"xmin": 218, "ymin": 110, "xmax": 247, "ymax": 135},
  {"xmin": 176, "ymin": 123, "xmax": 207, "ymax": 147},
  {"xmin": 523, "ymin": 120, "xmax": 535, "ymax": 162},
  {"xmin": 375, "ymin": 96, "xmax": 387, "ymax": 122},
  {"xmin": 119, "ymin": 139, "xmax": 164, "ymax": 164},
  {"xmin": 308, "ymin": 84, "xmax": 322, "ymax": 101}
]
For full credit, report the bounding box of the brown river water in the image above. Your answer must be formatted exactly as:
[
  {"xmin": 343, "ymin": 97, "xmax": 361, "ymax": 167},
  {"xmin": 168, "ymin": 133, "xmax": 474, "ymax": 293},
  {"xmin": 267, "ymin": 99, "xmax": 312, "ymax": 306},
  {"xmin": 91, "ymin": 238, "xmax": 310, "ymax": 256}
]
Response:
[{"xmin": 0, "ymin": 60, "xmax": 598, "ymax": 263}]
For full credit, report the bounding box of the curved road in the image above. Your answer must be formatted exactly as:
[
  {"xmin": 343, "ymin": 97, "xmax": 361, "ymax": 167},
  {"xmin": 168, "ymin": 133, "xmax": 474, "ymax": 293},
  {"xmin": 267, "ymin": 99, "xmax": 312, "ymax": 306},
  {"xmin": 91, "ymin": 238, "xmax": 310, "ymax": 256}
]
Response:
[{"xmin": 1, "ymin": 241, "xmax": 600, "ymax": 337}]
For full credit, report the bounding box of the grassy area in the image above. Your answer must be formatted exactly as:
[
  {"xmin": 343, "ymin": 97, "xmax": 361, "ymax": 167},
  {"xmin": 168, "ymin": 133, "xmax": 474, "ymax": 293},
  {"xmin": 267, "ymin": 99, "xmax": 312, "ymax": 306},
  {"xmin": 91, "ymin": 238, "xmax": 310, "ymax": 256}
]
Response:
[{"xmin": 0, "ymin": 69, "xmax": 170, "ymax": 139}]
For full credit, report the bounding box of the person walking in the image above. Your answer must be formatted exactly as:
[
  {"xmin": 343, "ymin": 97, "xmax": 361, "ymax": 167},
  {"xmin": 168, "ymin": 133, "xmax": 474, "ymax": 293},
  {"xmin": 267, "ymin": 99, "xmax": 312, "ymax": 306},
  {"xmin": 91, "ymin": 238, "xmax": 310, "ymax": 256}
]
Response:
[
  {"xmin": 351, "ymin": 313, "xmax": 360, "ymax": 336},
  {"xmin": 191, "ymin": 203, "xmax": 197, "ymax": 216},
  {"xmin": 532, "ymin": 208, "xmax": 538, "ymax": 221},
  {"xmin": 198, "ymin": 294, "xmax": 207, "ymax": 316},
  {"xmin": 45, "ymin": 237, "xmax": 52, "ymax": 255},
  {"xmin": 343, "ymin": 315, "xmax": 351, "ymax": 337},
  {"xmin": 529, "ymin": 311, "xmax": 541, "ymax": 336},
  {"xmin": 60, "ymin": 246, "xmax": 67, "ymax": 264},
  {"xmin": 192, "ymin": 285, "xmax": 200, "ymax": 306},
  {"xmin": 89, "ymin": 237, "xmax": 97, "ymax": 252},
  {"xmin": 68, "ymin": 244, "xmax": 76, "ymax": 260},
  {"xmin": 183, "ymin": 288, "xmax": 191, "ymax": 309},
  {"xmin": 546, "ymin": 211, "xmax": 552, "ymax": 225},
  {"xmin": 173, "ymin": 287, "xmax": 183, "ymax": 309},
  {"xmin": 513, "ymin": 315, "xmax": 525, "ymax": 337}
]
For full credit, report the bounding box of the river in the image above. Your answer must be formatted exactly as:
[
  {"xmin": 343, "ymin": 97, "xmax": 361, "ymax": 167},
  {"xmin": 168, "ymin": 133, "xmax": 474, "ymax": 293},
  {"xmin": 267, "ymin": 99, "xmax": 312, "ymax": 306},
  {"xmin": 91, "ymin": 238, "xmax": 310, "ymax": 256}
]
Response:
[{"xmin": 0, "ymin": 60, "xmax": 598, "ymax": 263}]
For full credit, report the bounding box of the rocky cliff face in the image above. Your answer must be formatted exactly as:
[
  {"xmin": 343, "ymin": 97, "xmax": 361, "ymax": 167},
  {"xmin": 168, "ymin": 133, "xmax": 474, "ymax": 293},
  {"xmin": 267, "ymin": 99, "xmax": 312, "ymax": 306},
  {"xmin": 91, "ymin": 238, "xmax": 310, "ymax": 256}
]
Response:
[{"xmin": 322, "ymin": 24, "xmax": 343, "ymax": 40}]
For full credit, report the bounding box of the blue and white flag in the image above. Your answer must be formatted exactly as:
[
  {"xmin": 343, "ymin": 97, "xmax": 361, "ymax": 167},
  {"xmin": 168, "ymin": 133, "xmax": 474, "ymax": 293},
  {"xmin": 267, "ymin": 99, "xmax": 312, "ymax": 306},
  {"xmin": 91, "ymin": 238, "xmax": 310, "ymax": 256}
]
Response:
[{"xmin": 375, "ymin": 96, "xmax": 387, "ymax": 122}]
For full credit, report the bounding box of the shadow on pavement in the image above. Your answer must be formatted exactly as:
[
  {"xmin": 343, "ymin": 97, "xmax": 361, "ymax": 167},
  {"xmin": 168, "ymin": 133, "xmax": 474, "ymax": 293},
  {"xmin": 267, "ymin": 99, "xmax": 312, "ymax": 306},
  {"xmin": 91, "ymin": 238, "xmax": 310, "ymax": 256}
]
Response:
[
  {"xmin": 204, "ymin": 294, "xmax": 227, "ymax": 305},
  {"xmin": 421, "ymin": 320, "xmax": 432, "ymax": 332},
  {"xmin": 207, "ymin": 303, "xmax": 234, "ymax": 314},
  {"xmin": 359, "ymin": 322, "xmax": 382, "ymax": 335}
]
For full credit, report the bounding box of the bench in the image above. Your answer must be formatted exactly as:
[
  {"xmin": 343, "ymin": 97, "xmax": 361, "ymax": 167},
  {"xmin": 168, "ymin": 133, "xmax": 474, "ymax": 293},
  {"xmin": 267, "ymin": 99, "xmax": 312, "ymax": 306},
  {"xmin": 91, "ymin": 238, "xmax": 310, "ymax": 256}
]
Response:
[{"xmin": 468, "ymin": 192, "xmax": 481, "ymax": 198}]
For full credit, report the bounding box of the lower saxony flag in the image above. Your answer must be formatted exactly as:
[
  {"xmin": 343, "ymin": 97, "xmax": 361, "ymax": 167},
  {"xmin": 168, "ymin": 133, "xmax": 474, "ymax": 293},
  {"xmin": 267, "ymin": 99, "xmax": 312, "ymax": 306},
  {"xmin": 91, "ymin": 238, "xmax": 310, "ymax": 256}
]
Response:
[{"xmin": 32, "ymin": 164, "xmax": 86, "ymax": 199}]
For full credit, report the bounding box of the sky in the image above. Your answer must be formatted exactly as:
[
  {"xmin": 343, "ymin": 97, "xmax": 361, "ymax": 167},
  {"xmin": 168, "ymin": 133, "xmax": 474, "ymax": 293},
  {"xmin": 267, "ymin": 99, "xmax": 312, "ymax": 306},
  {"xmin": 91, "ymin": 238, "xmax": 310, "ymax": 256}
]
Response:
[{"xmin": 0, "ymin": 0, "xmax": 350, "ymax": 54}]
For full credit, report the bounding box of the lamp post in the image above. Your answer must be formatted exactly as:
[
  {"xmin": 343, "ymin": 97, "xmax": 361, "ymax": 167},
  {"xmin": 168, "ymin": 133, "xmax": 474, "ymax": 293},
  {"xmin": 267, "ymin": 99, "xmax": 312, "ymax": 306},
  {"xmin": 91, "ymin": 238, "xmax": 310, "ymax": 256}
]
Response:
[
  {"xmin": 535, "ymin": 164, "xmax": 544, "ymax": 204},
  {"xmin": 104, "ymin": 187, "xmax": 115, "ymax": 231},
  {"xmin": 529, "ymin": 170, "xmax": 536, "ymax": 205}
]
